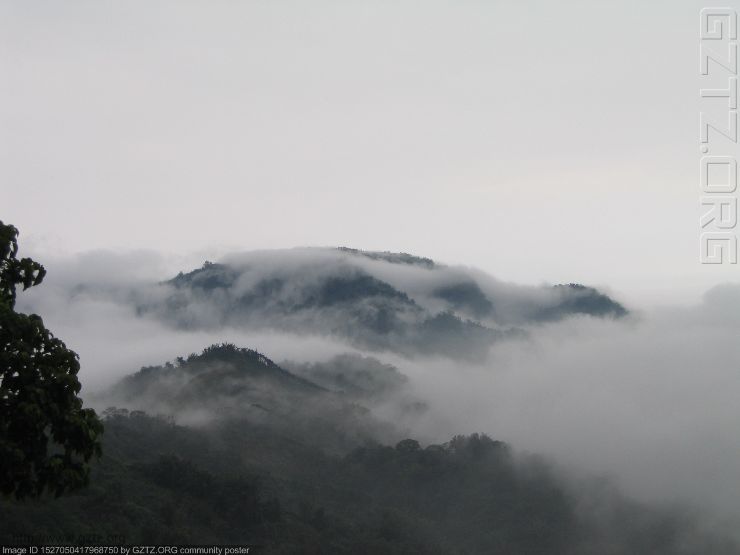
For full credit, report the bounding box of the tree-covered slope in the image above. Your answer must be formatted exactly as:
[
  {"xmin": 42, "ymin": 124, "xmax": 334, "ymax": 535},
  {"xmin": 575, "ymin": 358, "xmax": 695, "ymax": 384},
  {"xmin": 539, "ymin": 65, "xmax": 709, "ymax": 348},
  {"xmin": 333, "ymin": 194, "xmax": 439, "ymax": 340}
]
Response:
[
  {"xmin": 3, "ymin": 344, "xmax": 736, "ymax": 554},
  {"xmin": 135, "ymin": 248, "xmax": 627, "ymax": 360},
  {"xmin": 2, "ymin": 411, "xmax": 733, "ymax": 555}
]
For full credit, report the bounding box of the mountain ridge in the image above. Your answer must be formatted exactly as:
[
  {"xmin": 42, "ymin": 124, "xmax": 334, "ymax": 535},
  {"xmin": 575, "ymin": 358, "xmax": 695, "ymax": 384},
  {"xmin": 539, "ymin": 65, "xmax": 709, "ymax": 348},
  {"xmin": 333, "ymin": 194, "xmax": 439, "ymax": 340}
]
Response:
[{"xmin": 137, "ymin": 247, "xmax": 627, "ymax": 360}]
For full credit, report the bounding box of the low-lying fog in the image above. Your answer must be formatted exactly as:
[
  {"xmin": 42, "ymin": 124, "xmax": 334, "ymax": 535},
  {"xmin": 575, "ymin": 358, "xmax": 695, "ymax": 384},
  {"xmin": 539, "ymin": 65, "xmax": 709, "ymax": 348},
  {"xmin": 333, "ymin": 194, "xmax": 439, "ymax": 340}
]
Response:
[{"xmin": 16, "ymin": 249, "xmax": 740, "ymax": 536}]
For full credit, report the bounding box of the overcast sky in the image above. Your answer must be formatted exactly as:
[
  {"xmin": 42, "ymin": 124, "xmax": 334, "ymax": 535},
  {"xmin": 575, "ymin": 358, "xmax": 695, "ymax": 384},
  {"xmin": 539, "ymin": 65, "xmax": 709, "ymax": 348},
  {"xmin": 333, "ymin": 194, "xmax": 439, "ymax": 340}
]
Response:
[{"xmin": 2, "ymin": 0, "xmax": 736, "ymax": 307}]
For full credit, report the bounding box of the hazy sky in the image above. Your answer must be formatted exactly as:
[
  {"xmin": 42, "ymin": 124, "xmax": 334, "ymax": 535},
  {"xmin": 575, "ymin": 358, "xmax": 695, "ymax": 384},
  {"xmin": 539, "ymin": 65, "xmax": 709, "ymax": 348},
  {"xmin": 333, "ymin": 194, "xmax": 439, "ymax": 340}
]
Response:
[{"xmin": 2, "ymin": 0, "xmax": 736, "ymax": 306}]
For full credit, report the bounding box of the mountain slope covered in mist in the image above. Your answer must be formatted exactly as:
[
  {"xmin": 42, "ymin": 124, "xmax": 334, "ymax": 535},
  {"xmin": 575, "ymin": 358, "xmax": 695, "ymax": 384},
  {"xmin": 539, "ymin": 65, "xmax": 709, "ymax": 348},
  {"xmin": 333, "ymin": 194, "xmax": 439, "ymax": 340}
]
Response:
[
  {"xmin": 136, "ymin": 248, "xmax": 626, "ymax": 359},
  {"xmin": 4, "ymin": 344, "xmax": 736, "ymax": 554},
  {"xmin": 100, "ymin": 344, "xmax": 412, "ymax": 452}
]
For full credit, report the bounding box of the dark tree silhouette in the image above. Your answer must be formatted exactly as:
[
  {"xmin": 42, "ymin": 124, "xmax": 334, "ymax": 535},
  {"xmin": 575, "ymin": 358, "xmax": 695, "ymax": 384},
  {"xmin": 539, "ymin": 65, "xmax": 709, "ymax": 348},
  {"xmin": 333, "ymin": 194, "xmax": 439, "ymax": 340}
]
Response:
[{"xmin": 0, "ymin": 221, "xmax": 102, "ymax": 498}]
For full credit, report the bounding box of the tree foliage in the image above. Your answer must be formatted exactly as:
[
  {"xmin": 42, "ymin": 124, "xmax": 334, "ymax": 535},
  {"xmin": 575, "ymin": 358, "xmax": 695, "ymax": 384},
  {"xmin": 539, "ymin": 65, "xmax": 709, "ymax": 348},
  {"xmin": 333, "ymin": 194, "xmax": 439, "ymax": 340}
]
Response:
[
  {"xmin": 2, "ymin": 412, "xmax": 727, "ymax": 554},
  {"xmin": 0, "ymin": 221, "xmax": 103, "ymax": 499}
]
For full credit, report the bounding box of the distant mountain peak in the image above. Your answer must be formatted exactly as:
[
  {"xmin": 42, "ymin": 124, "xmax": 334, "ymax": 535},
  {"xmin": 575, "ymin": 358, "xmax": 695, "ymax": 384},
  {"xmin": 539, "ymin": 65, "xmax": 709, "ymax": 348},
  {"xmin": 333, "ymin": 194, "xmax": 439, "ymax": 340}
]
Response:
[
  {"xmin": 337, "ymin": 247, "xmax": 436, "ymax": 268},
  {"xmin": 99, "ymin": 344, "xmax": 399, "ymax": 449},
  {"xmin": 542, "ymin": 283, "xmax": 627, "ymax": 320},
  {"xmin": 186, "ymin": 343, "xmax": 281, "ymax": 369},
  {"xmin": 137, "ymin": 248, "xmax": 628, "ymax": 360},
  {"xmin": 113, "ymin": 343, "xmax": 324, "ymax": 411}
]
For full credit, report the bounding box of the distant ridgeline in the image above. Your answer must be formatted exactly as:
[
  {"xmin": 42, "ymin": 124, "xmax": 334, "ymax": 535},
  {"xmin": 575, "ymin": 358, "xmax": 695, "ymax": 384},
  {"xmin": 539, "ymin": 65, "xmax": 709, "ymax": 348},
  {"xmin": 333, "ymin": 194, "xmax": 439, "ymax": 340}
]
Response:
[{"xmin": 137, "ymin": 248, "xmax": 627, "ymax": 360}]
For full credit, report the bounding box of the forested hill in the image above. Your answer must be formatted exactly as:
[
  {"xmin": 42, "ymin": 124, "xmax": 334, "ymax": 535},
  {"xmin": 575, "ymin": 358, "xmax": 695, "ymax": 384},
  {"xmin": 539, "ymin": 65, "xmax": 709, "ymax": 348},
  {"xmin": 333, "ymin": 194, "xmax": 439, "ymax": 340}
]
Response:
[
  {"xmin": 130, "ymin": 248, "xmax": 627, "ymax": 360},
  {"xmin": 2, "ymin": 344, "xmax": 735, "ymax": 554},
  {"xmin": 98, "ymin": 344, "xmax": 404, "ymax": 452},
  {"xmin": 2, "ymin": 412, "xmax": 732, "ymax": 554}
]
